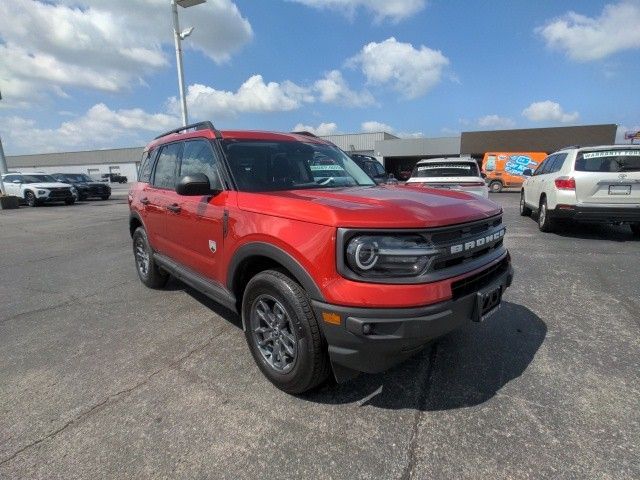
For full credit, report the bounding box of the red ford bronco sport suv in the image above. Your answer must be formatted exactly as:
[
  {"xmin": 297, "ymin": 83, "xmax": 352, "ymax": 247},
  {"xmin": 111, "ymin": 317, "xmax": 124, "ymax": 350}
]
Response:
[{"xmin": 129, "ymin": 122, "xmax": 513, "ymax": 394}]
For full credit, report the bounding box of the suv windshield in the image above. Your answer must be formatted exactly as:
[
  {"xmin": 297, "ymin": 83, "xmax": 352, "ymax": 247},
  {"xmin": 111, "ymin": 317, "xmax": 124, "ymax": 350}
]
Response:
[
  {"xmin": 60, "ymin": 174, "xmax": 93, "ymax": 182},
  {"xmin": 575, "ymin": 150, "xmax": 640, "ymax": 172},
  {"xmin": 23, "ymin": 175, "xmax": 57, "ymax": 183},
  {"xmin": 222, "ymin": 140, "xmax": 375, "ymax": 192},
  {"xmin": 412, "ymin": 162, "xmax": 479, "ymax": 178}
]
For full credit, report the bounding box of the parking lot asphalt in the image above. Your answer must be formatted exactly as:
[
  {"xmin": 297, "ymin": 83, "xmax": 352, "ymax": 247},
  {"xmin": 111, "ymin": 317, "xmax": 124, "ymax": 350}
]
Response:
[{"xmin": 1, "ymin": 193, "xmax": 638, "ymax": 479}]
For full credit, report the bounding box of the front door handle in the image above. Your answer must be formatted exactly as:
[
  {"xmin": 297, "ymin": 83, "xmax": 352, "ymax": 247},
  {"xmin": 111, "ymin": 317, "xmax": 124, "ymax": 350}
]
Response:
[
  {"xmin": 140, "ymin": 197, "xmax": 150, "ymax": 205},
  {"xmin": 166, "ymin": 203, "xmax": 181, "ymax": 213}
]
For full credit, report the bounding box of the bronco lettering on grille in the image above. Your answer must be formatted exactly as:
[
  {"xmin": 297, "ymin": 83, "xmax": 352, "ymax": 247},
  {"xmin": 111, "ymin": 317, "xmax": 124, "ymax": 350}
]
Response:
[{"xmin": 450, "ymin": 228, "xmax": 505, "ymax": 254}]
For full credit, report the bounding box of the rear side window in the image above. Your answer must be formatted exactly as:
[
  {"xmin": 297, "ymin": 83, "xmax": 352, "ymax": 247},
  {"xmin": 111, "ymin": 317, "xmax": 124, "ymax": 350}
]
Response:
[
  {"xmin": 575, "ymin": 150, "xmax": 640, "ymax": 172},
  {"xmin": 138, "ymin": 149, "xmax": 155, "ymax": 183},
  {"xmin": 180, "ymin": 140, "xmax": 223, "ymax": 189},
  {"xmin": 153, "ymin": 143, "xmax": 181, "ymax": 189}
]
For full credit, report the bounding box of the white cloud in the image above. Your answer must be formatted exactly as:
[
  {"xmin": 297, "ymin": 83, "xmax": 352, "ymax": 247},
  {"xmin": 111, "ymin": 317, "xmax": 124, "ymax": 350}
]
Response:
[
  {"xmin": 289, "ymin": 0, "xmax": 425, "ymax": 23},
  {"xmin": 478, "ymin": 115, "xmax": 516, "ymax": 129},
  {"xmin": 0, "ymin": 0, "xmax": 252, "ymax": 104},
  {"xmin": 292, "ymin": 122, "xmax": 339, "ymax": 136},
  {"xmin": 349, "ymin": 37, "xmax": 449, "ymax": 99},
  {"xmin": 314, "ymin": 70, "xmax": 374, "ymax": 107},
  {"xmin": 536, "ymin": 1, "xmax": 640, "ymax": 61},
  {"xmin": 522, "ymin": 101, "xmax": 579, "ymax": 123},
  {"xmin": 1, "ymin": 104, "xmax": 177, "ymax": 154},
  {"xmin": 361, "ymin": 121, "xmax": 394, "ymax": 133},
  {"xmin": 173, "ymin": 75, "xmax": 314, "ymax": 119}
]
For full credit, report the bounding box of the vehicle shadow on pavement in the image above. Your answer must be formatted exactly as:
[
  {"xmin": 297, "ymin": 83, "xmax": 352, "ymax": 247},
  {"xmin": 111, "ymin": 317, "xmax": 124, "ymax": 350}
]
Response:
[
  {"xmin": 305, "ymin": 301, "xmax": 546, "ymax": 411},
  {"xmin": 550, "ymin": 221, "xmax": 639, "ymax": 242}
]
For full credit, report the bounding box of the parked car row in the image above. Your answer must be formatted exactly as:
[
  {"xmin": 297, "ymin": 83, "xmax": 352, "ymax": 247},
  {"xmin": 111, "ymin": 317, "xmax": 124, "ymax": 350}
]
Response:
[{"xmin": 1, "ymin": 172, "xmax": 111, "ymax": 206}]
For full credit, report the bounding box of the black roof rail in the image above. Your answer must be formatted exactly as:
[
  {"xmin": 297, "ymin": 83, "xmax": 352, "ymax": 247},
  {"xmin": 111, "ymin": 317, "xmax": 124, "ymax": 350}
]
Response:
[
  {"xmin": 155, "ymin": 121, "xmax": 221, "ymax": 140},
  {"xmin": 291, "ymin": 130, "xmax": 318, "ymax": 138}
]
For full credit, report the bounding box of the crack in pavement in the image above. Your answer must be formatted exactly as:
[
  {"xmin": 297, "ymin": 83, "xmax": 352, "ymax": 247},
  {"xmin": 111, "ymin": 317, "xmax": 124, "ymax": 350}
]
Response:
[
  {"xmin": 0, "ymin": 326, "xmax": 231, "ymax": 467},
  {"xmin": 400, "ymin": 342, "xmax": 439, "ymax": 480}
]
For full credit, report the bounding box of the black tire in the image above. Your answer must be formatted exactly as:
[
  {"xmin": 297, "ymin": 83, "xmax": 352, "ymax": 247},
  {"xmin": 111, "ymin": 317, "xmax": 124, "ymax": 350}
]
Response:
[
  {"xmin": 519, "ymin": 191, "xmax": 532, "ymax": 216},
  {"xmin": 488, "ymin": 181, "xmax": 503, "ymax": 193},
  {"xmin": 132, "ymin": 227, "xmax": 169, "ymax": 289},
  {"xmin": 630, "ymin": 224, "xmax": 640, "ymax": 237},
  {"xmin": 101, "ymin": 195, "xmax": 110, "ymax": 200},
  {"xmin": 243, "ymin": 270, "xmax": 330, "ymax": 394},
  {"xmin": 538, "ymin": 197, "xmax": 555, "ymax": 232},
  {"xmin": 79, "ymin": 195, "xmax": 88, "ymax": 201},
  {"xmin": 65, "ymin": 198, "xmax": 75, "ymax": 205},
  {"xmin": 25, "ymin": 191, "xmax": 37, "ymax": 207}
]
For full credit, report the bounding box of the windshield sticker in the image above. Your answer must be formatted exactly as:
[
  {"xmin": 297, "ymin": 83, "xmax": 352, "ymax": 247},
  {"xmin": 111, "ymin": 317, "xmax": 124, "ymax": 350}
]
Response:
[
  {"xmin": 417, "ymin": 165, "xmax": 471, "ymax": 171},
  {"xmin": 310, "ymin": 164, "xmax": 345, "ymax": 171},
  {"xmin": 583, "ymin": 150, "xmax": 640, "ymax": 159}
]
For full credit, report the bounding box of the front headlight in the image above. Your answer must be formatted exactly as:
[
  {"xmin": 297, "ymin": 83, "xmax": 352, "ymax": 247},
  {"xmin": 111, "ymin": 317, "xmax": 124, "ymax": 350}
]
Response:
[
  {"xmin": 345, "ymin": 235, "xmax": 438, "ymax": 278},
  {"xmin": 38, "ymin": 190, "xmax": 47, "ymax": 195}
]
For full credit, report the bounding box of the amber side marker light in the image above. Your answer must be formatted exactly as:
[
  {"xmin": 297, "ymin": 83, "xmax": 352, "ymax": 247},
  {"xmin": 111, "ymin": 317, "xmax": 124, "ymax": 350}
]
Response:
[{"xmin": 322, "ymin": 312, "xmax": 341, "ymax": 325}]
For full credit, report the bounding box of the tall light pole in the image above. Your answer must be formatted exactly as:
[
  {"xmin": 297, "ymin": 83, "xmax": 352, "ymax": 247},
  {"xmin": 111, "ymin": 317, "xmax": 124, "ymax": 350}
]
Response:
[
  {"xmin": 0, "ymin": 90, "xmax": 7, "ymax": 195},
  {"xmin": 171, "ymin": 0, "xmax": 206, "ymax": 127}
]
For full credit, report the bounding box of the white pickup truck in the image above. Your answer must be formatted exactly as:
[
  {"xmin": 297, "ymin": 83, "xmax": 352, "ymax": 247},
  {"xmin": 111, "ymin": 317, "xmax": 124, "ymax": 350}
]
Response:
[{"xmin": 520, "ymin": 145, "xmax": 640, "ymax": 235}]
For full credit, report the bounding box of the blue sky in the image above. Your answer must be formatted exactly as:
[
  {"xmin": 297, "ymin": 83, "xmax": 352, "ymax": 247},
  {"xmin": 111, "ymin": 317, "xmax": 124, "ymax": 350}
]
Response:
[{"xmin": 0, "ymin": 0, "xmax": 639, "ymax": 154}]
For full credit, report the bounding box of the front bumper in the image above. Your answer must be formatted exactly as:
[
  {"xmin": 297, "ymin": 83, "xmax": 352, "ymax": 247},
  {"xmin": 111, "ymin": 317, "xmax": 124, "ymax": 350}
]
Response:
[
  {"xmin": 552, "ymin": 204, "xmax": 640, "ymax": 223},
  {"xmin": 313, "ymin": 257, "xmax": 514, "ymax": 381}
]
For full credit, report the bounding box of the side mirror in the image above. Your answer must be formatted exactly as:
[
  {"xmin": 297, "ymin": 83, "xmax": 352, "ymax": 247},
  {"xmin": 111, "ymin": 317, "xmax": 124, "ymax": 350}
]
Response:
[
  {"xmin": 176, "ymin": 173, "xmax": 216, "ymax": 196},
  {"xmin": 522, "ymin": 169, "xmax": 533, "ymax": 177}
]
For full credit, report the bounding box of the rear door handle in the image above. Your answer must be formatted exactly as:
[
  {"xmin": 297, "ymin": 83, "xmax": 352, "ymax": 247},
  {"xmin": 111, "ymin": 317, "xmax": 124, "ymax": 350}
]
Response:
[
  {"xmin": 166, "ymin": 203, "xmax": 181, "ymax": 213},
  {"xmin": 140, "ymin": 197, "xmax": 150, "ymax": 205}
]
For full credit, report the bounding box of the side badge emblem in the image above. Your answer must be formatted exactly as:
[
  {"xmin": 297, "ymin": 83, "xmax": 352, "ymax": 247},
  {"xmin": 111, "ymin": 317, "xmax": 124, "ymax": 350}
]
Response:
[{"xmin": 209, "ymin": 240, "xmax": 217, "ymax": 254}]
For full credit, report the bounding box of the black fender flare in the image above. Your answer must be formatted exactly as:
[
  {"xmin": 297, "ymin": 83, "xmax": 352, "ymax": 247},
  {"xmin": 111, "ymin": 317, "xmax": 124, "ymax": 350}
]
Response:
[
  {"xmin": 129, "ymin": 211, "xmax": 148, "ymax": 237},
  {"xmin": 227, "ymin": 242, "xmax": 325, "ymax": 302}
]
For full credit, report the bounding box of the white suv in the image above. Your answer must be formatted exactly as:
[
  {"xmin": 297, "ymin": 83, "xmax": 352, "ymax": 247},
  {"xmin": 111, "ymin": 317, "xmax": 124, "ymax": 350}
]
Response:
[
  {"xmin": 406, "ymin": 158, "xmax": 489, "ymax": 198},
  {"xmin": 1, "ymin": 172, "xmax": 76, "ymax": 207},
  {"xmin": 520, "ymin": 145, "xmax": 640, "ymax": 235}
]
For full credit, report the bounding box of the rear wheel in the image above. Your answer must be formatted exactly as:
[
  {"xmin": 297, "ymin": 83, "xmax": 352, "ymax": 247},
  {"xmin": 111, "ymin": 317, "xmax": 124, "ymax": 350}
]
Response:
[
  {"xmin": 630, "ymin": 224, "xmax": 640, "ymax": 237},
  {"xmin": 25, "ymin": 191, "xmax": 37, "ymax": 207},
  {"xmin": 538, "ymin": 197, "xmax": 555, "ymax": 232},
  {"xmin": 243, "ymin": 270, "xmax": 330, "ymax": 394},
  {"xmin": 488, "ymin": 180, "xmax": 503, "ymax": 193},
  {"xmin": 65, "ymin": 198, "xmax": 75, "ymax": 205},
  {"xmin": 132, "ymin": 227, "xmax": 169, "ymax": 288},
  {"xmin": 101, "ymin": 195, "xmax": 110, "ymax": 200},
  {"xmin": 519, "ymin": 191, "xmax": 532, "ymax": 216}
]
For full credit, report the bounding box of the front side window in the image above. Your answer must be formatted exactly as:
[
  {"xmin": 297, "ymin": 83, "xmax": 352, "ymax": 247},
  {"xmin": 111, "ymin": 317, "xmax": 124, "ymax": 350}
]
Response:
[
  {"xmin": 485, "ymin": 155, "xmax": 497, "ymax": 171},
  {"xmin": 534, "ymin": 156, "xmax": 552, "ymax": 175},
  {"xmin": 153, "ymin": 143, "xmax": 181, "ymax": 189},
  {"xmin": 575, "ymin": 150, "xmax": 640, "ymax": 172},
  {"xmin": 222, "ymin": 140, "xmax": 374, "ymax": 192},
  {"xmin": 22, "ymin": 174, "xmax": 57, "ymax": 183},
  {"xmin": 411, "ymin": 162, "xmax": 479, "ymax": 178},
  {"xmin": 180, "ymin": 140, "xmax": 222, "ymax": 189}
]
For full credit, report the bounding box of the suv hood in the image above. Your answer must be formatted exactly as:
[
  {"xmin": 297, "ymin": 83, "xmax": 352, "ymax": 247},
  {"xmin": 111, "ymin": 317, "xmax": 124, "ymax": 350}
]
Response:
[
  {"xmin": 236, "ymin": 184, "xmax": 501, "ymax": 228},
  {"xmin": 26, "ymin": 182, "xmax": 72, "ymax": 189}
]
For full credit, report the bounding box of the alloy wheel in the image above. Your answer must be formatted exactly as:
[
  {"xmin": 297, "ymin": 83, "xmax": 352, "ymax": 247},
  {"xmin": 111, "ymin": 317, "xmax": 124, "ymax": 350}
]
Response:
[
  {"xmin": 250, "ymin": 294, "xmax": 298, "ymax": 373},
  {"xmin": 134, "ymin": 236, "xmax": 150, "ymax": 277}
]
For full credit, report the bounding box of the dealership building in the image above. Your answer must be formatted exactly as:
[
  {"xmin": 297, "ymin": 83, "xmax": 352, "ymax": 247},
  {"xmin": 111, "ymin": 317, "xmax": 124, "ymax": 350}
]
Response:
[{"xmin": 5, "ymin": 124, "xmax": 617, "ymax": 181}]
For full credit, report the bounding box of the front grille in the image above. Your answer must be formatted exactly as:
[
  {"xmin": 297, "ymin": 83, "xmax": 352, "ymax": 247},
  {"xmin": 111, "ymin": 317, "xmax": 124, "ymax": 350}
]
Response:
[
  {"xmin": 451, "ymin": 256, "xmax": 509, "ymax": 299},
  {"xmin": 48, "ymin": 188, "xmax": 72, "ymax": 199}
]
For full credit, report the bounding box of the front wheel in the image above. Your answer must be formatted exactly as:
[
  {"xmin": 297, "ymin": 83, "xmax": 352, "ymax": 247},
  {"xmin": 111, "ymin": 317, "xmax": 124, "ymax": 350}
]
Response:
[
  {"xmin": 101, "ymin": 195, "xmax": 110, "ymax": 200},
  {"xmin": 25, "ymin": 191, "xmax": 37, "ymax": 207},
  {"xmin": 243, "ymin": 270, "xmax": 330, "ymax": 394},
  {"xmin": 132, "ymin": 227, "xmax": 169, "ymax": 288},
  {"xmin": 488, "ymin": 181, "xmax": 503, "ymax": 193},
  {"xmin": 538, "ymin": 197, "xmax": 555, "ymax": 232},
  {"xmin": 520, "ymin": 191, "xmax": 532, "ymax": 216},
  {"xmin": 630, "ymin": 224, "xmax": 640, "ymax": 237}
]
